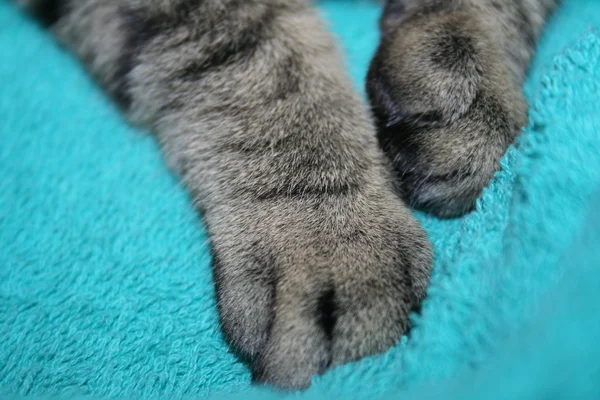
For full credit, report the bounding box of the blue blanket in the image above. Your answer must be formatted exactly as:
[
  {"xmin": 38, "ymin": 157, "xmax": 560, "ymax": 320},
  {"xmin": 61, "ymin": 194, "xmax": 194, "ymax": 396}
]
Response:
[{"xmin": 1, "ymin": 0, "xmax": 599, "ymax": 398}]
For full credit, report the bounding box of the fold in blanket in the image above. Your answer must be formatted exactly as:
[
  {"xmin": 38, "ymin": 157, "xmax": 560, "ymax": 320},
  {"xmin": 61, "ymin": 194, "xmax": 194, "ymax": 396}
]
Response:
[{"xmin": 1, "ymin": 0, "xmax": 600, "ymax": 399}]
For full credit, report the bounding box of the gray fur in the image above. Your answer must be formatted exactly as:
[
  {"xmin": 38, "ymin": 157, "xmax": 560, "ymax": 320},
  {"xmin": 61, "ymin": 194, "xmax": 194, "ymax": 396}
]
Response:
[
  {"xmin": 17, "ymin": 0, "xmax": 433, "ymax": 389},
  {"xmin": 368, "ymin": 0, "xmax": 558, "ymax": 217}
]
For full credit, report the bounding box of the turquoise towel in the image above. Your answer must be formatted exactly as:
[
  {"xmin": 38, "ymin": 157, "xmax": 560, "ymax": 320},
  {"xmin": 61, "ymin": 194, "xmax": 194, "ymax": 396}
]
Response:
[{"xmin": 1, "ymin": 0, "xmax": 600, "ymax": 398}]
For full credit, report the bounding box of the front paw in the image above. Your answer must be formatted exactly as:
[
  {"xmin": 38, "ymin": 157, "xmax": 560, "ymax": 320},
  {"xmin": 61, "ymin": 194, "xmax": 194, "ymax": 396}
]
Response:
[
  {"xmin": 367, "ymin": 9, "xmax": 527, "ymax": 218},
  {"xmin": 209, "ymin": 187, "xmax": 431, "ymax": 389}
]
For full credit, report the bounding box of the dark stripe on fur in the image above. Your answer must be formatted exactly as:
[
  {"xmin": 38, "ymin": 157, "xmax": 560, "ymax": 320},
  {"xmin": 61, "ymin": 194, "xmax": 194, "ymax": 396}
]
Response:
[
  {"xmin": 254, "ymin": 181, "xmax": 359, "ymax": 201},
  {"xmin": 174, "ymin": 10, "xmax": 277, "ymax": 82},
  {"xmin": 28, "ymin": 0, "xmax": 66, "ymax": 26},
  {"xmin": 316, "ymin": 286, "xmax": 336, "ymax": 343},
  {"xmin": 116, "ymin": 9, "xmax": 168, "ymax": 108},
  {"xmin": 270, "ymin": 54, "xmax": 302, "ymax": 101}
]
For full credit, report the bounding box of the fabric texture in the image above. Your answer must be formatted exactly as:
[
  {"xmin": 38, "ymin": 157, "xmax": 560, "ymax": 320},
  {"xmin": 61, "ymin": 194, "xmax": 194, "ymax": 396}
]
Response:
[{"xmin": 1, "ymin": 0, "xmax": 599, "ymax": 398}]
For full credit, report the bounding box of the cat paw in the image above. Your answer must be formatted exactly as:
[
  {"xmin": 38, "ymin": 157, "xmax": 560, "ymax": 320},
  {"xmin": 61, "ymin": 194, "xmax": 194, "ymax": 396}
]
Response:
[
  {"xmin": 367, "ymin": 8, "xmax": 527, "ymax": 217},
  {"xmin": 209, "ymin": 187, "xmax": 431, "ymax": 389}
]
